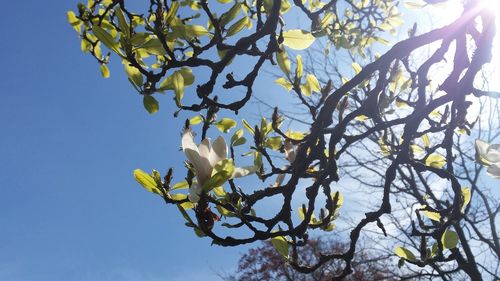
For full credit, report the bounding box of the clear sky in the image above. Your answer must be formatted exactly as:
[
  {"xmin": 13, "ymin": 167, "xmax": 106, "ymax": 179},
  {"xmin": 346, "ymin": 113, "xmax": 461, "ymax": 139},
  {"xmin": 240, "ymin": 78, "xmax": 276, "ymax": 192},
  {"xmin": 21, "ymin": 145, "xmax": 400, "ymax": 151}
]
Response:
[{"xmin": 0, "ymin": 1, "xmax": 272, "ymax": 280}]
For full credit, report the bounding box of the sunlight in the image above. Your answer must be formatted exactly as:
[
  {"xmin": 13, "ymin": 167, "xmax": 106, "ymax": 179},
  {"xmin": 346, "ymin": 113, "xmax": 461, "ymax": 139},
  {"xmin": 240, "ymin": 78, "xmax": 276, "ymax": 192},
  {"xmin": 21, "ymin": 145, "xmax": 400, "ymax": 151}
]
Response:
[{"xmin": 421, "ymin": 0, "xmax": 500, "ymax": 122}]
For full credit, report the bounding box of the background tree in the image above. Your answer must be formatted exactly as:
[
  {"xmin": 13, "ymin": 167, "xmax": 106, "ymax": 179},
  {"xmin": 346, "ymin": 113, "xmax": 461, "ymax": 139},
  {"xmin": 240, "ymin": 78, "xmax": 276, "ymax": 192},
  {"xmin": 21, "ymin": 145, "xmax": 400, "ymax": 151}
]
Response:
[
  {"xmin": 68, "ymin": 0, "xmax": 499, "ymax": 280},
  {"xmin": 223, "ymin": 236, "xmax": 398, "ymax": 281}
]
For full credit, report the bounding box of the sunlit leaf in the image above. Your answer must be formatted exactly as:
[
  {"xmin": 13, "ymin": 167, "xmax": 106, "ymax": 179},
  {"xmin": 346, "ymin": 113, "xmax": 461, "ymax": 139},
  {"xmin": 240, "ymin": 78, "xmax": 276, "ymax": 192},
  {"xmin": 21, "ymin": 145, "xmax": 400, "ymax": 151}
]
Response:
[
  {"xmin": 133, "ymin": 169, "xmax": 162, "ymax": 194},
  {"xmin": 189, "ymin": 115, "xmax": 203, "ymax": 125},
  {"xmin": 271, "ymin": 236, "xmax": 289, "ymax": 259},
  {"xmin": 275, "ymin": 77, "xmax": 293, "ymax": 91},
  {"xmin": 395, "ymin": 246, "xmax": 416, "ymax": 261},
  {"xmin": 425, "ymin": 154, "xmax": 446, "ymax": 168},
  {"xmin": 282, "ymin": 29, "xmax": 315, "ymax": 50},
  {"xmin": 216, "ymin": 118, "xmax": 237, "ymax": 133},
  {"xmin": 100, "ymin": 64, "xmax": 110, "ymax": 78}
]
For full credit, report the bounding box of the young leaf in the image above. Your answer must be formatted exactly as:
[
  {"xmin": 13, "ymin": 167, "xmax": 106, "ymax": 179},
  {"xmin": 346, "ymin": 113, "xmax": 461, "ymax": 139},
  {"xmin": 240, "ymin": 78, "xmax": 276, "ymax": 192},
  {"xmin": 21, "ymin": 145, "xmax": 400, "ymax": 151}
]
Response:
[
  {"xmin": 219, "ymin": 2, "xmax": 241, "ymax": 27},
  {"xmin": 124, "ymin": 61, "xmax": 143, "ymax": 86},
  {"xmin": 189, "ymin": 115, "xmax": 203, "ymax": 125},
  {"xmin": 67, "ymin": 11, "xmax": 82, "ymax": 32},
  {"xmin": 242, "ymin": 119, "xmax": 255, "ymax": 135},
  {"xmin": 226, "ymin": 16, "xmax": 249, "ymax": 37},
  {"xmin": 276, "ymin": 49, "xmax": 291, "ymax": 75},
  {"xmin": 422, "ymin": 210, "xmax": 441, "ymax": 222},
  {"xmin": 441, "ymin": 230, "xmax": 459, "ymax": 249},
  {"xmin": 271, "ymin": 236, "xmax": 289, "ymax": 259},
  {"xmin": 282, "ymin": 29, "xmax": 316, "ymax": 50},
  {"xmin": 275, "ymin": 77, "xmax": 293, "ymax": 91},
  {"xmin": 133, "ymin": 169, "xmax": 162, "ymax": 194},
  {"xmin": 171, "ymin": 181, "xmax": 189, "ymax": 190},
  {"xmin": 100, "ymin": 64, "xmax": 110, "ymax": 78},
  {"xmin": 351, "ymin": 62, "xmax": 362, "ymax": 74},
  {"xmin": 461, "ymin": 187, "xmax": 471, "ymax": 212},
  {"xmin": 216, "ymin": 118, "xmax": 237, "ymax": 133},
  {"xmin": 143, "ymin": 95, "xmax": 159, "ymax": 114},
  {"xmin": 395, "ymin": 246, "xmax": 416, "ymax": 261},
  {"xmin": 425, "ymin": 154, "xmax": 446, "ymax": 168},
  {"xmin": 172, "ymin": 71, "xmax": 185, "ymax": 106},
  {"xmin": 295, "ymin": 55, "xmax": 303, "ymax": 79},
  {"xmin": 92, "ymin": 25, "xmax": 122, "ymax": 55}
]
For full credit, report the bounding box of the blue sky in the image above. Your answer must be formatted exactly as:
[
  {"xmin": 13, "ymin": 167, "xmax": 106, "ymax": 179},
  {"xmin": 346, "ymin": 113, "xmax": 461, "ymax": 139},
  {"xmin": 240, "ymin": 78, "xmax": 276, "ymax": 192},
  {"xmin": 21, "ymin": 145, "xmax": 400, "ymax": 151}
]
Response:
[{"xmin": 0, "ymin": 1, "xmax": 272, "ymax": 280}]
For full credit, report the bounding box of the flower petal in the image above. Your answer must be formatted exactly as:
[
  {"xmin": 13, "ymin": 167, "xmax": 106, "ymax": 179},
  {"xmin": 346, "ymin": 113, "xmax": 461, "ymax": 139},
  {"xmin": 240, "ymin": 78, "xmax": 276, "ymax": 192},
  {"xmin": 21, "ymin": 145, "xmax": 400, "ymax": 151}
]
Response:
[
  {"xmin": 198, "ymin": 138, "xmax": 211, "ymax": 160},
  {"xmin": 475, "ymin": 139, "xmax": 491, "ymax": 165},
  {"xmin": 486, "ymin": 163, "xmax": 500, "ymax": 179},
  {"xmin": 182, "ymin": 130, "xmax": 212, "ymax": 185},
  {"xmin": 182, "ymin": 130, "xmax": 199, "ymax": 155},
  {"xmin": 485, "ymin": 147, "xmax": 500, "ymax": 163},
  {"xmin": 210, "ymin": 136, "xmax": 228, "ymax": 167}
]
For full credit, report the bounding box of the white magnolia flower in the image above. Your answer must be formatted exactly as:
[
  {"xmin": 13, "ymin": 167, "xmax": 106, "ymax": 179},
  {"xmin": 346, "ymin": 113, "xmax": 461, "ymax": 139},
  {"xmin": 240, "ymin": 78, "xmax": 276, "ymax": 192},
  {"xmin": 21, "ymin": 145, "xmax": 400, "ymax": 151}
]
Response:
[
  {"xmin": 475, "ymin": 139, "xmax": 500, "ymax": 179},
  {"xmin": 182, "ymin": 130, "xmax": 258, "ymax": 202}
]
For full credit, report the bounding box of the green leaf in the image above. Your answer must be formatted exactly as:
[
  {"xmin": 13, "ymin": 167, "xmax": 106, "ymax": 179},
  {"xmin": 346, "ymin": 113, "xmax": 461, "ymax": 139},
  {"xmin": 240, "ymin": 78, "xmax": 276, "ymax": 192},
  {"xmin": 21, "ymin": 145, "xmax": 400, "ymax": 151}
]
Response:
[
  {"xmin": 271, "ymin": 236, "xmax": 289, "ymax": 259},
  {"xmin": 242, "ymin": 119, "xmax": 255, "ymax": 135},
  {"xmin": 143, "ymin": 95, "xmax": 159, "ymax": 114},
  {"xmin": 422, "ymin": 210, "xmax": 441, "ymax": 222},
  {"xmin": 351, "ymin": 62, "xmax": 362, "ymax": 74},
  {"xmin": 304, "ymin": 74, "xmax": 321, "ymax": 95},
  {"xmin": 422, "ymin": 134, "xmax": 430, "ymax": 148},
  {"xmin": 179, "ymin": 67, "xmax": 195, "ymax": 86},
  {"xmin": 275, "ymin": 77, "xmax": 293, "ymax": 91},
  {"xmin": 425, "ymin": 154, "xmax": 446, "ymax": 168},
  {"xmin": 133, "ymin": 169, "xmax": 162, "ymax": 194},
  {"xmin": 226, "ymin": 16, "xmax": 249, "ymax": 37},
  {"xmin": 115, "ymin": 7, "xmax": 130, "ymax": 38},
  {"xmin": 295, "ymin": 55, "xmax": 303, "ymax": 79},
  {"xmin": 67, "ymin": 11, "xmax": 82, "ymax": 32},
  {"xmin": 461, "ymin": 187, "xmax": 471, "ymax": 213},
  {"xmin": 92, "ymin": 25, "xmax": 122, "ymax": 55},
  {"xmin": 216, "ymin": 118, "xmax": 237, "ymax": 133},
  {"xmin": 189, "ymin": 115, "xmax": 203, "ymax": 125},
  {"xmin": 100, "ymin": 64, "xmax": 110, "ymax": 78},
  {"xmin": 175, "ymin": 24, "xmax": 209, "ymax": 39},
  {"xmin": 266, "ymin": 136, "xmax": 282, "ymax": 150},
  {"xmin": 124, "ymin": 61, "xmax": 143, "ymax": 86},
  {"xmin": 298, "ymin": 206, "xmax": 306, "ymax": 220},
  {"xmin": 138, "ymin": 37, "xmax": 167, "ymax": 56},
  {"xmin": 203, "ymin": 171, "xmax": 231, "ymax": 192},
  {"xmin": 172, "ymin": 71, "xmax": 185, "ymax": 106},
  {"xmin": 164, "ymin": 2, "xmax": 179, "ymax": 26},
  {"xmin": 171, "ymin": 181, "xmax": 189, "ymax": 190},
  {"xmin": 331, "ymin": 191, "xmax": 344, "ymax": 207},
  {"xmin": 170, "ymin": 193, "xmax": 188, "ymax": 201},
  {"xmin": 219, "ymin": 2, "xmax": 241, "ymax": 27},
  {"xmin": 231, "ymin": 128, "xmax": 244, "ymax": 144},
  {"xmin": 355, "ymin": 115, "xmax": 370, "ymax": 121},
  {"xmin": 232, "ymin": 137, "xmax": 246, "ymax": 146},
  {"xmin": 441, "ymin": 230, "xmax": 459, "ymax": 249},
  {"xmin": 276, "ymin": 48, "xmax": 291, "ymax": 75},
  {"xmin": 282, "ymin": 29, "xmax": 316, "ymax": 50},
  {"xmin": 395, "ymin": 246, "xmax": 416, "ymax": 261}
]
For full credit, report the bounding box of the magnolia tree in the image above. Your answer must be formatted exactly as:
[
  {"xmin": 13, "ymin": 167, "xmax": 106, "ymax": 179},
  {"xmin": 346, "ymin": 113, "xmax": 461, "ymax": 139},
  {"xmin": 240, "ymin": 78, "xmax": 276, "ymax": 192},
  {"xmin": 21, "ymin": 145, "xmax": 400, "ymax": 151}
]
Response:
[{"xmin": 68, "ymin": 0, "xmax": 499, "ymax": 280}]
